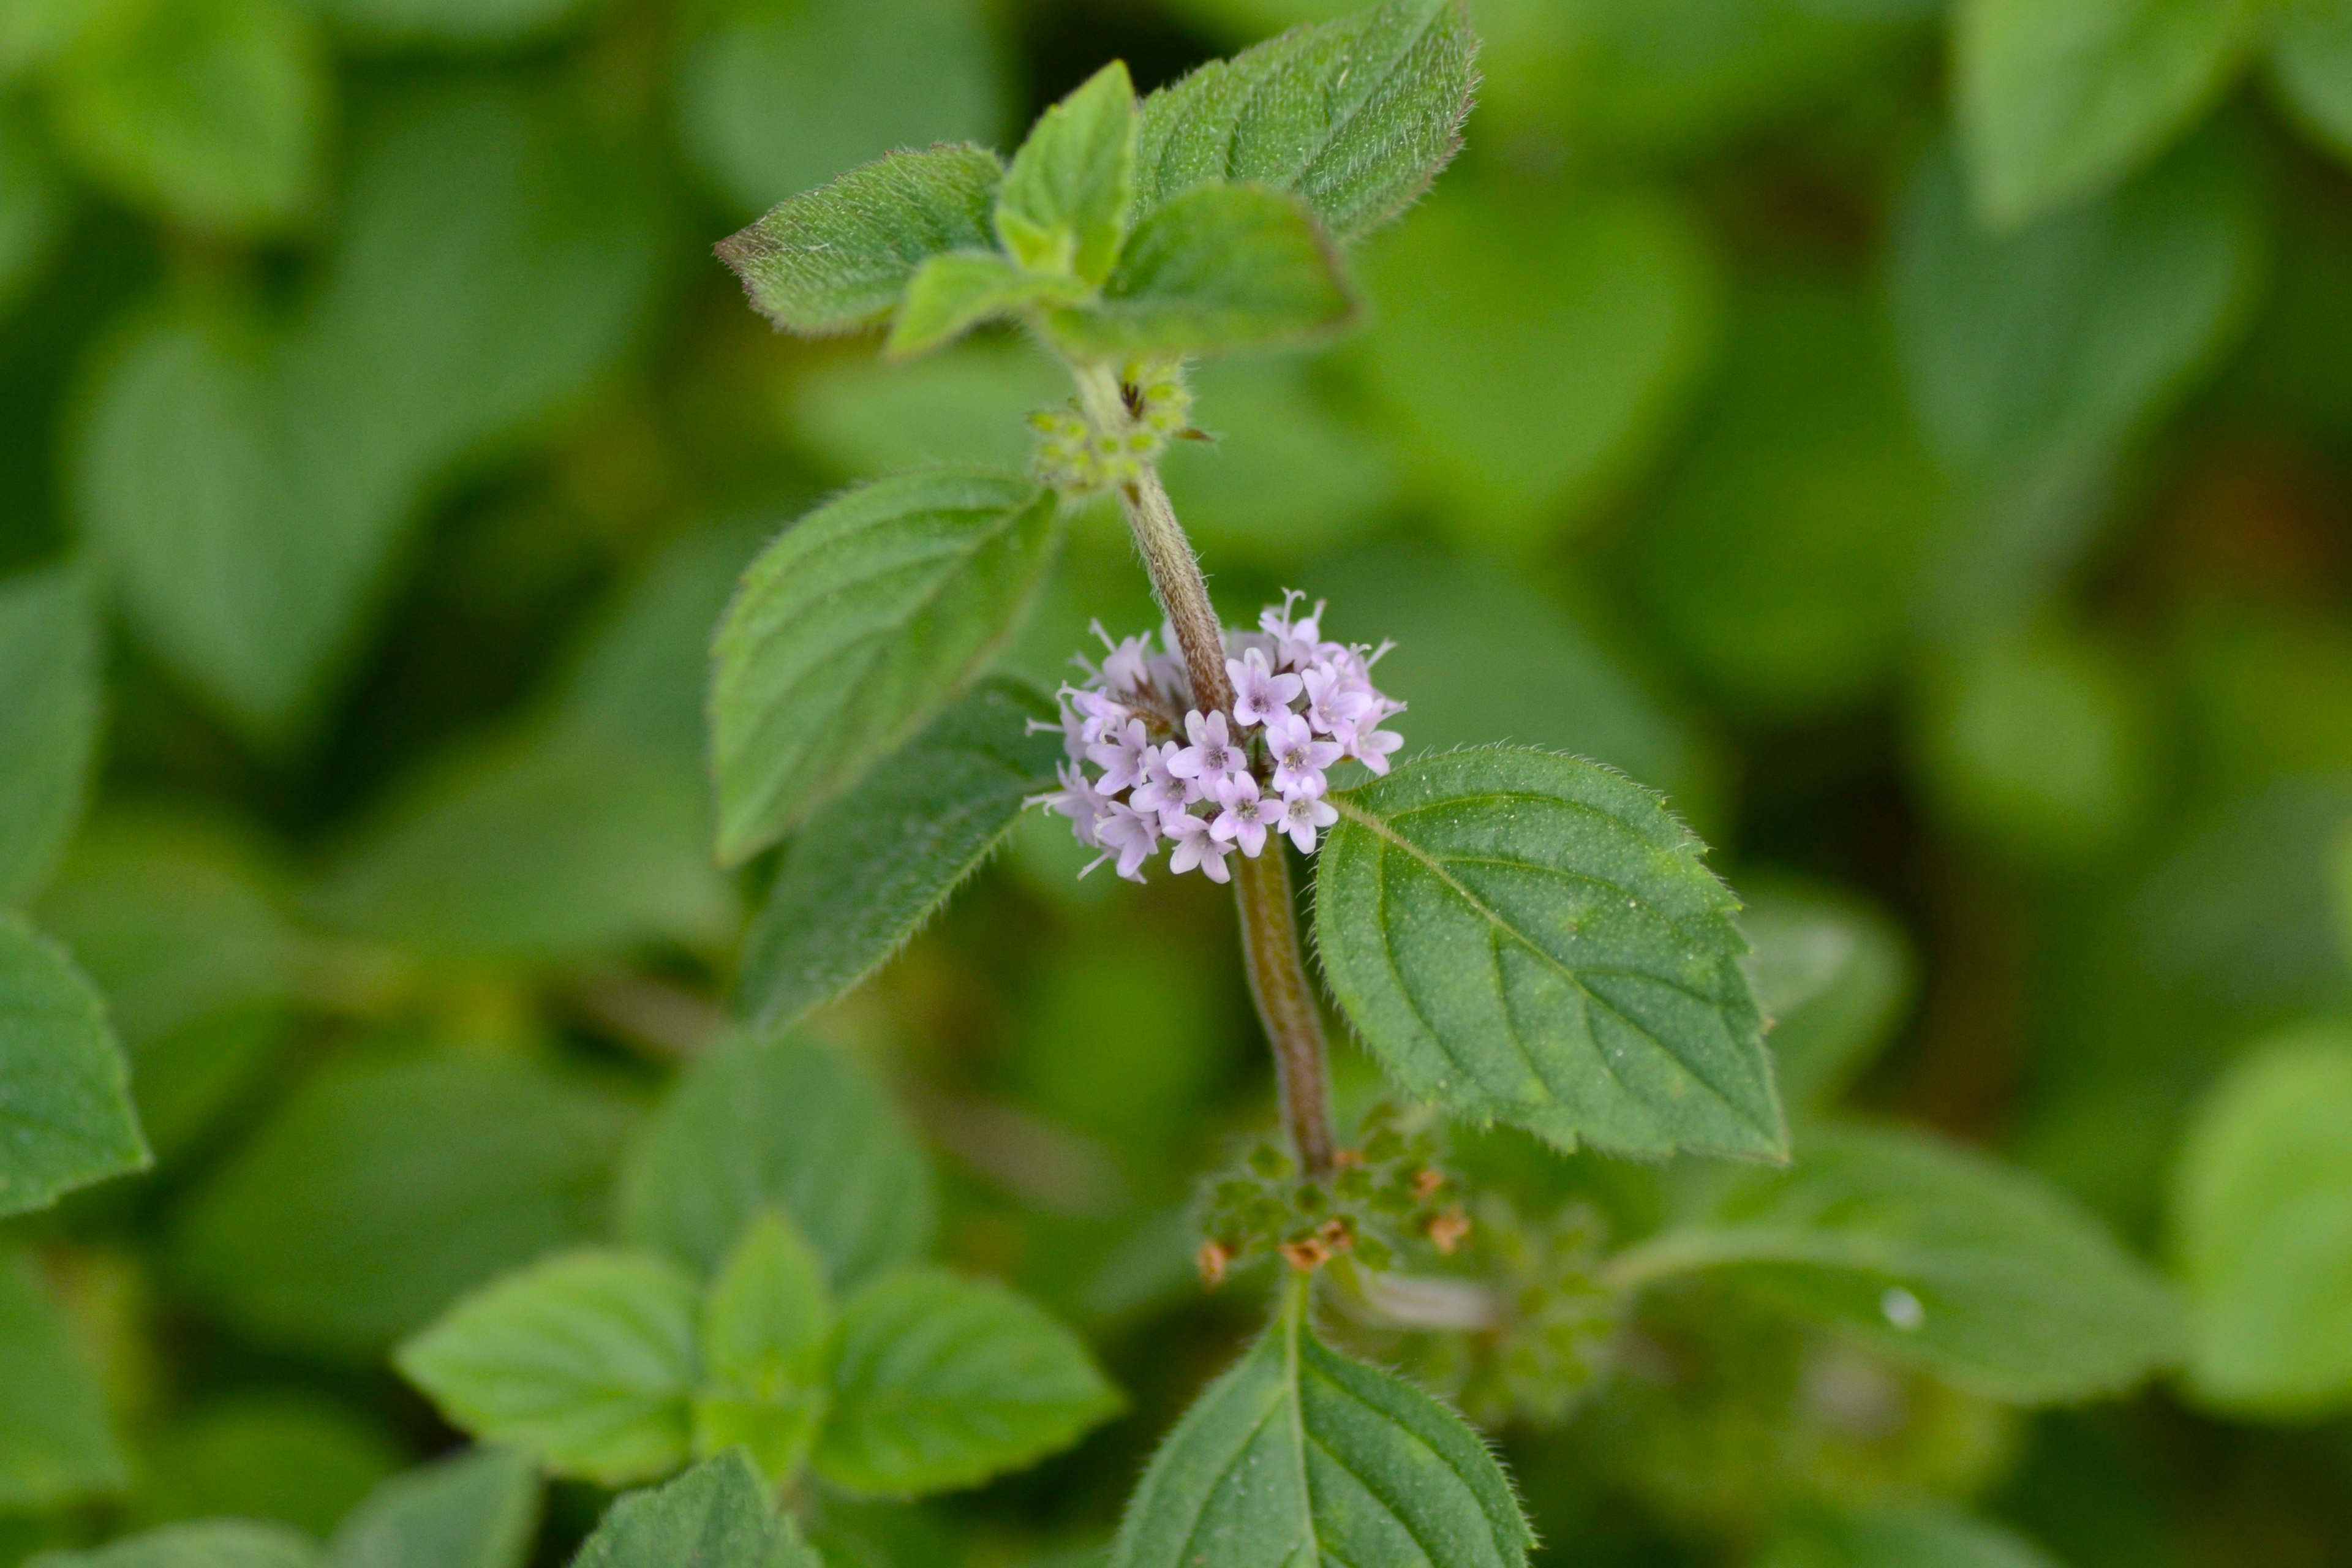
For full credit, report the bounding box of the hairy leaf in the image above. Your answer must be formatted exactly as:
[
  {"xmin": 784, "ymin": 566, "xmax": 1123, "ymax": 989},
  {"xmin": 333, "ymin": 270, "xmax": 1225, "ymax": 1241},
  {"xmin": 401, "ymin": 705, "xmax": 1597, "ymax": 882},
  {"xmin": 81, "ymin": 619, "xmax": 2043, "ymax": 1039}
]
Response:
[
  {"xmin": 1953, "ymin": 0, "xmax": 2260, "ymax": 226},
  {"xmin": 327, "ymin": 1447, "xmax": 540, "ymax": 1568},
  {"xmin": 1048, "ymin": 182, "xmax": 1355, "ymax": 356},
  {"xmin": 1134, "ymin": 0, "xmax": 1476, "ymax": 244},
  {"xmin": 1109, "ymin": 1285, "xmax": 1529, "ymax": 1568},
  {"xmin": 29, "ymin": 1521, "xmax": 323, "ymax": 1568},
  {"xmin": 2170, "ymin": 1023, "xmax": 2352, "ymax": 1413},
  {"xmin": 175, "ymin": 1050, "xmax": 633, "ymax": 1356},
  {"xmin": 886, "ymin": 251, "xmax": 1085, "ymax": 360},
  {"xmin": 1609, "ymin": 1122, "xmax": 2183, "ymax": 1403},
  {"xmin": 710, "ymin": 471, "xmax": 1061, "ymax": 862},
  {"xmin": 396, "ymin": 1251, "xmax": 701, "ymax": 1486},
  {"xmin": 693, "ymin": 1212, "xmax": 834, "ymax": 1483},
  {"xmin": 815, "ymin": 1266, "xmax": 1120, "ymax": 1496},
  {"xmin": 1314, "ymin": 747, "xmax": 1785, "ymax": 1160},
  {"xmin": 739, "ymin": 678, "xmax": 1062, "ymax": 1031},
  {"xmin": 995, "ymin": 61, "xmax": 1136, "ymax": 283},
  {"xmin": 618, "ymin": 1029, "xmax": 935, "ymax": 1287},
  {"xmin": 571, "ymin": 1452, "xmax": 819, "ymax": 1568},
  {"xmin": 0, "ymin": 1248, "xmax": 126, "ymax": 1511},
  {"xmin": 0, "ymin": 564, "xmax": 100, "ymax": 907},
  {"xmin": 717, "ymin": 145, "xmax": 1003, "ymax": 336},
  {"xmin": 0, "ymin": 913, "xmax": 146, "ymax": 1218}
]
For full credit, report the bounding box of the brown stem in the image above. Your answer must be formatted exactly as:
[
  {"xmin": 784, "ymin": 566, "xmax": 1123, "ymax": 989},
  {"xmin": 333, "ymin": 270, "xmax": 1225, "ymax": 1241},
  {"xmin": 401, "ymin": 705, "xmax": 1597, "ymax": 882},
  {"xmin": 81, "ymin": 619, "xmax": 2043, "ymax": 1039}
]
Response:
[{"xmin": 1077, "ymin": 362, "xmax": 1335, "ymax": 1174}]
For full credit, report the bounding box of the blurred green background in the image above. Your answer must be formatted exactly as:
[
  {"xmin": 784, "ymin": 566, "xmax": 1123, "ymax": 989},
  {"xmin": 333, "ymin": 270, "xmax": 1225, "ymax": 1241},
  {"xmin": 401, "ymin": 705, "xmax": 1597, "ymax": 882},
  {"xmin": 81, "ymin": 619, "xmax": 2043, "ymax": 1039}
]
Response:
[{"xmin": 4, "ymin": 0, "xmax": 2352, "ymax": 1563}]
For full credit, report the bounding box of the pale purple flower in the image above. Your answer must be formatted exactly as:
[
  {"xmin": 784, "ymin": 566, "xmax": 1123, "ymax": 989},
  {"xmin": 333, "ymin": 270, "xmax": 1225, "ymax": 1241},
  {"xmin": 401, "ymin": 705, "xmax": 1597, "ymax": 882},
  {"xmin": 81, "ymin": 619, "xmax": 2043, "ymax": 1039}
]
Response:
[
  {"xmin": 1259, "ymin": 590, "xmax": 1327, "ymax": 670},
  {"xmin": 1030, "ymin": 761, "xmax": 1111, "ymax": 847},
  {"xmin": 1278, "ymin": 792, "xmax": 1339, "ymax": 853},
  {"xmin": 1168, "ymin": 709, "xmax": 1248, "ymax": 795},
  {"xmin": 1059, "ymin": 683, "xmax": 1131, "ymax": 747},
  {"xmin": 1128, "ymin": 742, "xmax": 1196, "ymax": 828},
  {"xmin": 1165, "ymin": 813, "xmax": 1234, "ymax": 883},
  {"xmin": 1300, "ymin": 662, "xmax": 1374, "ymax": 739},
  {"xmin": 1085, "ymin": 718, "xmax": 1152, "ymax": 795},
  {"xmin": 1209, "ymin": 775, "xmax": 1281, "ymax": 858},
  {"xmin": 1262, "ymin": 711, "xmax": 1343, "ymax": 799},
  {"xmin": 1084, "ymin": 801, "xmax": 1159, "ymax": 882},
  {"xmin": 1349, "ymin": 723, "xmax": 1405, "ymax": 775},
  {"xmin": 1225, "ymin": 647, "xmax": 1302, "ymax": 729},
  {"xmin": 1090, "ymin": 620, "xmax": 1153, "ymax": 693}
]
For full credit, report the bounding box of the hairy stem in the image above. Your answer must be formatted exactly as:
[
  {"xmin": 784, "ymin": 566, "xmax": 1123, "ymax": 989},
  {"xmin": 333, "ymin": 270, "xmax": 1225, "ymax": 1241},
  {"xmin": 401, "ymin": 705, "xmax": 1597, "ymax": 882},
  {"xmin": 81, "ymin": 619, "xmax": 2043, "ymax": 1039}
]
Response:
[{"xmin": 1073, "ymin": 359, "xmax": 1336, "ymax": 1175}]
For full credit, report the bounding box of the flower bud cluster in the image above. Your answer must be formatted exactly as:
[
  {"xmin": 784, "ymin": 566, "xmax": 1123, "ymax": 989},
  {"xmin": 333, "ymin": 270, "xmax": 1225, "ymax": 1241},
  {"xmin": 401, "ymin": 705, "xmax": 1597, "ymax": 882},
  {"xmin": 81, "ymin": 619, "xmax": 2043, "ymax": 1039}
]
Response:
[
  {"xmin": 1028, "ymin": 358, "xmax": 1194, "ymax": 495},
  {"xmin": 1028, "ymin": 591, "xmax": 1404, "ymax": 883},
  {"xmin": 1197, "ymin": 1106, "xmax": 1461, "ymax": 1282}
]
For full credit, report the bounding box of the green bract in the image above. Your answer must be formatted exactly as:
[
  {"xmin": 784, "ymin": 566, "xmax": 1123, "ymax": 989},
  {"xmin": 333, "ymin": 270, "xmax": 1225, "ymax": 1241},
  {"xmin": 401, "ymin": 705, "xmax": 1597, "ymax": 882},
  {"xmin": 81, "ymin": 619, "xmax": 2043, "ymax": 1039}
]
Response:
[{"xmin": 1315, "ymin": 747, "xmax": 1785, "ymax": 1160}]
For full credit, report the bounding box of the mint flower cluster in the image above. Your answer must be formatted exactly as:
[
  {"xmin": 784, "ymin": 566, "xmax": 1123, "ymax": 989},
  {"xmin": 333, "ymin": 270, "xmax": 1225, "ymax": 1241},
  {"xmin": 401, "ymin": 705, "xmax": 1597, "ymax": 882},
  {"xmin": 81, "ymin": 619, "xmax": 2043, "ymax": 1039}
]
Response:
[{"xmin": 1032, "ymin": 592, "xmax": 1405, "ymax": 883}]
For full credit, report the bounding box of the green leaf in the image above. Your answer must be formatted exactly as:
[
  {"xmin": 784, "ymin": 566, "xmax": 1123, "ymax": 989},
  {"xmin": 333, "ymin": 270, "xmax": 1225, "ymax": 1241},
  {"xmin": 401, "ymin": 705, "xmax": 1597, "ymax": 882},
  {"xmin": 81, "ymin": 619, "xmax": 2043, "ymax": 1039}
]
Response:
[
  {"xmin": 995, "ymin": 61, "xmax": 1136, "ymax": 284},
  {"xmin": 1134, "ymin": 0, "xmax": 1476, "ymax": 245},
  {"xmin": 1109, "ymin": 1283, "xmax": 1529, "ymax": 1568},
  {"xmin": 1351, "ymin": 175, "xmax": 1721, "ymax": 548},
  {"xmin": 680, "ymin": 0, "xmax": 1000, "ymax": 224},
  {"xmin": 1608, "ymin": 1122, "xmax": 2184, "ymax": 1403},
  {"xmin": 1047, "ymin": 182, "xmax": 1355, "ymax": 356},
  {"xmin": 45, "ymin": 0, "xmax": 325, "ymax": 232},
  {"xmin": 886, "ymin": 251, "xmax": 1085, "ymax": 360},
  {"xmin": 814, "ymin": 1265, "xmax": 1120, "ymax": 1496},
  {"xmin": 709, "ymin": 471, "xmax": 1063, "ymax": 863},
  {"xmin": 0, "ymin": 564, "xmax": 100, "ymax": 906},
  {"xmin": 1759, "ymin": 1504, "xmax": 2065, "ymax": 1568},
  {"xmin": 571, "ymin": 1451, "xmax": 819, "ymax": 1568},
  {"xmin": 717, "ymin": 144, "xmax": 1003, "ymax": 336},
  {"xmin": 326, "ymin": 1447, "xmax": 539, "ymax": 1568},
  {"xmin": 396, "ymin": 1251, "xmax": 702, "ymax": 1487},
  {"xmin": 693, "ymin": 1215, "xmax": 833, "ymax": 1483},
  {"xmin": 739, "ymin": 678, "xmax": 1063, "ymax": 1031},
  {"xmin": 0, "ymin": 912, "xmax": 146, "ymax": 1217},
  {"xmin": 136, "ymin": 1394, "xmax": 399, "ymax": 1539},
  {"xmin": 175, "ymin": 1049, "xmax": 634, "ymax": 1357},
  {"xmin": 2273, "ymin": 3, "xmax": 2352, "ymax": 163},
  {"xmin": 0, "ymin": 1246, "xmax": 126, "ymax": 1510},
  {"xmin": 1889, "ymin": 134, "xmax": 2266, "ymax": 477},
  {"xmin": 1738, "ymin": 880, "xmax": 1913, "ymax": 1111},
  {"xmin": 618, "ymin": 1029, "xmax": 935, "ymax": 1287},
  {"xmin": 1314, "ymin": 747, "xmax": 1785, "ymax": 1161},
  {"xmin": 1953, "ymin": 0, "xmax": 2260, "ymax": 226},
  {"xmin": 29, "ymin": 1522, "xmax": 323, "ymax": 1568},
  {"xmin": 323, "ymin": 0, "xmax": 601, "ymax": 50},
  {"xmin": 2169, "ymin": 1023, "xmax": 2352, "ymax": 1413}
]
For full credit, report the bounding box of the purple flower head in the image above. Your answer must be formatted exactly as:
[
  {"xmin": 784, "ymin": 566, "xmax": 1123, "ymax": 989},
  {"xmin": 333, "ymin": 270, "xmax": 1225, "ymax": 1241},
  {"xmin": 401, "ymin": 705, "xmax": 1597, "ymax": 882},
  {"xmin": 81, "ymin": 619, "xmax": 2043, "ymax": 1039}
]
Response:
[
  {"xmin": 1278, "ymin": 792, "xmax": 1339, "ymax": 854},
  {"xmin": 1209, "ymin": 774, "xmax": 1282, "ymax": 858},
  {"xmin": 1083, "ymin": 801, "xmax": 1160, "ymax": 883},
  {"xmin": 1300, "ymin": 662, "xmax": 1374, "ymax": 739},
  {"xmin": 1168, "ymin": 709, "xmax": 1248, "ymax": 795},
  {"xmin": 1262, "ymin": 711, "xmax": 1343, "ymax": 799},
  {"xmin": 1226, "ymin": 647, "xmax": 1303, "ymax": 729},
  {"xmin": 1127, "ymin": 741, "xmax": 1196, "ymax": 829},
  {"xmin": 1085, "ymin": 718, "xmax": 1152, "ymax": 796},
  {"xmin": 1165, "ymin": 813, "xmax": 1234, "ymax": 883}
]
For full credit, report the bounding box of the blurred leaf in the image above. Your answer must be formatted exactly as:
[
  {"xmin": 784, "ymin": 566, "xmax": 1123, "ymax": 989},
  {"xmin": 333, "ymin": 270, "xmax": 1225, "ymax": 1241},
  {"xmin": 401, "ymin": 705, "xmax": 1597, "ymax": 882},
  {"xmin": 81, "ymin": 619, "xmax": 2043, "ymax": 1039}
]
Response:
[
  {"xmin": 34, "ymin": 811, "xmax": 301, "ymax": 1159},
  {"xmin": 1889, "ymin": 134, "xmax": 2266, "ymax": 478},
  {"xmin": 1953, "ymin": 0, "xmax": 2258, "ymax": 227},
  {"xmin": 783, "ymin": 339, "xmax": 1062, "ymax": 474},
  {"xmin": 396, "ymin": 1250, "xmax": 701, "ymax": 1487},
  {"xmin": 1760, "ymin": 1502, "xmax": 2065, "ymax": 1568},
  {"xmin": 1911, "ymin": 624, "xmax": 2159, "ymax": 863},
  {"xmin": 326, "ymin": 1447, "xmax": 539, "ymax": 1568},
  {"xmin": 815, "ymin": 1266, "xmax": 1119, "ymax": 1497},
  {"xmin": 175, "ymin": 1049, "xmax": 635, "ymax": 1357},
  {"xmin": 996, "ymin": 62, "xmax": 1133, "ymax": 284},
  {"xmin": 1311, "ymin": 543, "xmax": 1713, "ymax": 813},
  {"xmin": 29, "ymin": 1522, "xmax": 322, "ymax": 1568},
  {"xmin": 718, "ymin": 145, "xmax": 1003, "ymax": 338},
  {"xmin": 709, "ymin": 472, "xmax": 1062, "ymax": 864},
  {"xmin": 0, "ymin": 913, "xmax": 146, "ymax": 1217},
  {"xmin": 75, "ymin": 80, "xmax": 664, "ymax": 736},
  {"xmin": 1740, "ymin": 879, "xmax": 1915, "ymax": 1110},
  {"xmin": 1158, "ymin": 358, "xmax": 1400, "ymax": 562},
  {"xmin": 678, "ymin": 0, "xmax": 1000, "ymax": 222},
  {"xmin": 2272, "ymin": 4, "xmax": 2352, "ymax": 162},
  {"xmin": 1133, "ymin": 0, "xmax": 1475, "ymax": 246},
  {"xmin": 1048, "ymin": 184, "xmax": 1354, "ymax": 357},
  {"xmin": 1315, "ymin": 748, "xmax": 1784, "ymax": 1160},
  {"xmin": 617, "ymin": 1029, "xmax": 935, "ymax": 1288},
  {"xmin": 136, "ymin": 1395, "xmax": 401, "ymax": 1537},
  {"xmin": 1352, "ymin": 175, "xmax": 1719, "ymax": 548},
  {"xmin": 2169, "ymin": 1023, "xmax": 2352, "ymax": 1414},
  {"xmin": 1108, "ymin": 1286, "xmax": 1529, "ymax": 1568},
  {"xmin": 0, "ymin": 1247, "xmax": 125, "ymax": 1510},
  {"xmin": 570, "ymin": 1451, "xmax": 819, "ymax": 1568},
  {"xmin": 324, "ymin": 0, "xmax": 601, "ymax": 51},
  {"xmin": 1613, "ymin": 1123, "xmax": 2184, "ymax": 1403},
  {"xmin": 693, "ymin": 1212, "xmax": 832, "ymax": 1484},
  {"xmin": 740, "ymin": 679, "xmax": 1060, "ymax": 1031},
  {"xmin": 0, "ymin": 101, "xmax": 62, "ymax": 315},
  {"xmin": 0, "ymin": 562, "xmax": 99, "ymax": 906},
  {"xmin": 1636, "ymin": 276, "xmax": 1942, "ymax": 715},
  {"xmin": 46, "ymin": 0, "xmax": 324, "ymax": 232}
]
